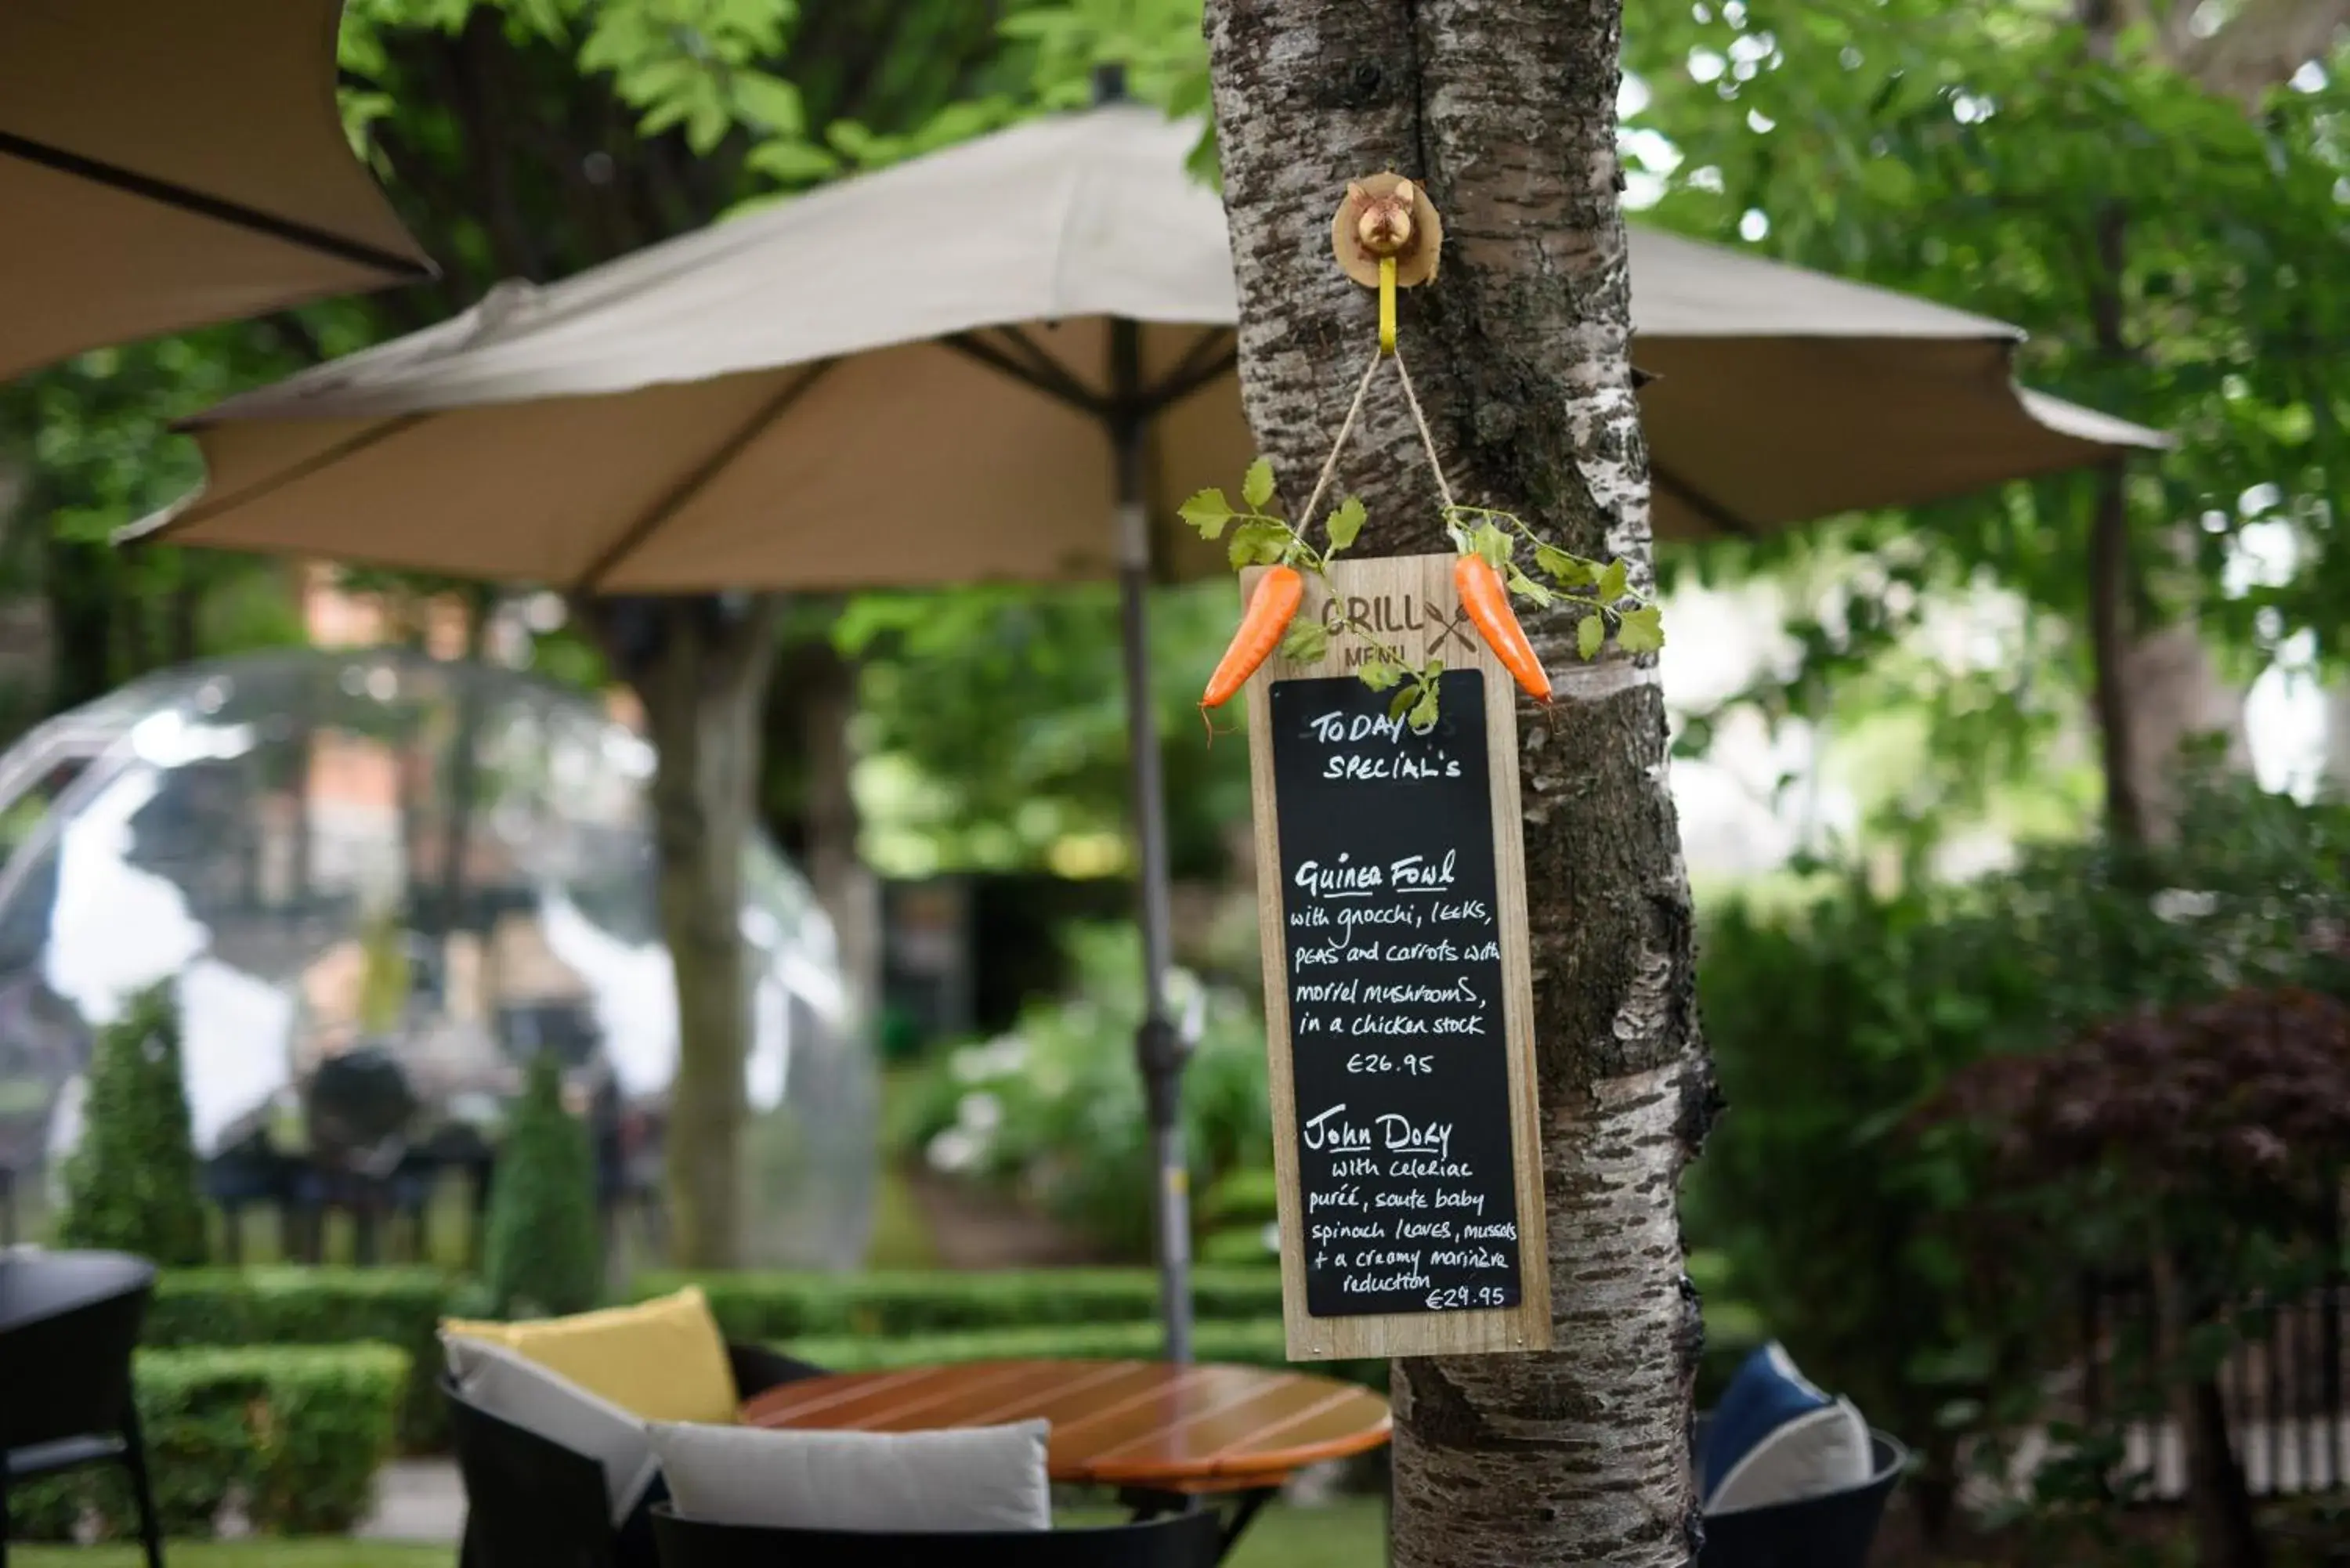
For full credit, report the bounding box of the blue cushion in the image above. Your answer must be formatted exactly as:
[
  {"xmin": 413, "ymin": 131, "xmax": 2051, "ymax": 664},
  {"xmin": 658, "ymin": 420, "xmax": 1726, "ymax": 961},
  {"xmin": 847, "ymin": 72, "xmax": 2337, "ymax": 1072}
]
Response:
[{"xmin": 1702, "ymin": 1342, "xmax": 1847, "ymax": 1504}]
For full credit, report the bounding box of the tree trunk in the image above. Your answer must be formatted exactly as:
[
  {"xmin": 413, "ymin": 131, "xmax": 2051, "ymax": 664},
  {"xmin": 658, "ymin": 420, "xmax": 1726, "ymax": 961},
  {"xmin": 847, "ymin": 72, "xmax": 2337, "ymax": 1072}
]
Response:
[
  {"xmin": 796, "ymin": 640, "xmax": 883, "ymax": 1033},
  {"xmin": 2084, "ymin": 0, "xmax": 2334, "ymax": 843},
  {"xmin": 631, "ymin": 594, "xmax": 783, "ymax": 1268},
  {"xmin": 433, "ymin": 587, "xmax": 499, "ymax": 941},
  {"xmin": 41, "ymin": 529, "xmax": 115, "ymax": 717},
  {"xmin": 2150, "ymin": 1247, "xmax": 2269, "ymax": 1568},
  {"xmin": 2117, "ymin": 615, "xmax": 2252, "ymax": 840},
  {"xmin": 2084, "ymin": 3, "xmax": 2264, "ymax": 1542},
  {"xmin": 1206, "ymin": 6, "xmax": 1710, "ymax": 1566},
  {"xmin": 2088, "ymin": 461, "xmax": 2148, "ymax": 844}
]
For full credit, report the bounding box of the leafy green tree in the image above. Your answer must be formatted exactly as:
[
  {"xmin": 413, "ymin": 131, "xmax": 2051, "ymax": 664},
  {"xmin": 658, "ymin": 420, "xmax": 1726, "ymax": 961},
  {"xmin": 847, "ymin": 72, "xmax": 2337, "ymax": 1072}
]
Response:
[
  {"xmin": 1622, "ymin": 0, "xmax": 2350, "ymax": 838},
  {"xmin": 0, "ymin": 331, "xmax": 314, "ymax": 740},
  {"xmin": 482, "ymin": 1050, "xmax": 603, "ymax": 1319},
  {"xmin": 56, "ymin": 983, "xmax": 210, "ymax": 1266}
]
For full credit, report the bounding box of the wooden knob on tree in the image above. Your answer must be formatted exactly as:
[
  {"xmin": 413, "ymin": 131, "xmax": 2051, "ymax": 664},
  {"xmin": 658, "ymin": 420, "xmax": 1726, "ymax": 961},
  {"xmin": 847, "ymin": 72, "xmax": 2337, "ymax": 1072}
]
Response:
[{"xmin": 1332, "ymin": 173, "xmax": 1442, "ymax": 287}]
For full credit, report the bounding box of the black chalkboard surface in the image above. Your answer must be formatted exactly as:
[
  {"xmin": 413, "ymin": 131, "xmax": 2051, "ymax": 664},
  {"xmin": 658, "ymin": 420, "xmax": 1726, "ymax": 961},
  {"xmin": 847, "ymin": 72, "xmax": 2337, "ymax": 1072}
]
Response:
[{"xmin": 1267, "ymin": 669, "xmax": 1525, "ymax": 1318}]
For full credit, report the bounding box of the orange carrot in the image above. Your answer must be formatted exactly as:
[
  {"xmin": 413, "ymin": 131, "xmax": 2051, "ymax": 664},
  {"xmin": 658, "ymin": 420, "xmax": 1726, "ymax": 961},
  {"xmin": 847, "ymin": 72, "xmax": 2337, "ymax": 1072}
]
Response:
[
  {"xmin": 1202, "ymin": 565, "xmax": 1305, "ymax": 710},
  {"xmin": 1455, "ymin": 554, "xmax": 1552, "ymax": 702}
]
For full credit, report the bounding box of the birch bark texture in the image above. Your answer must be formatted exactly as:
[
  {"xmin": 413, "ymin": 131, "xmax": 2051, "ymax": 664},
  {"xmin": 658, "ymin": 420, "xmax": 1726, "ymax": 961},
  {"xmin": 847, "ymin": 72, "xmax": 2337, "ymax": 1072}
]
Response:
[{"xmin": 1203, "ymin": 4, "xmax": 1712, "ymax": 1565}]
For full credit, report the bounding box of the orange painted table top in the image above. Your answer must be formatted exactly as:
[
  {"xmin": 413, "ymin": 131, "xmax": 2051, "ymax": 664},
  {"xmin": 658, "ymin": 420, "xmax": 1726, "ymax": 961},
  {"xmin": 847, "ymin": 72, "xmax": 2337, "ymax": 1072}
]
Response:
[{"xmin": 739, "ymin": 1358, "xmax": 1392, "ymax": 1494}]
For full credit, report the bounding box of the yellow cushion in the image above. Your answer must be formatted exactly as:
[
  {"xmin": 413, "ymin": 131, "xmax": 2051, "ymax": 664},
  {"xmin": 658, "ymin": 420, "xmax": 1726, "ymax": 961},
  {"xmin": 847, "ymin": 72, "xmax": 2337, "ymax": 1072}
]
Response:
[{"xmin": 443, "ymin": 1287, "xmax": 738, "ymax": 1425}]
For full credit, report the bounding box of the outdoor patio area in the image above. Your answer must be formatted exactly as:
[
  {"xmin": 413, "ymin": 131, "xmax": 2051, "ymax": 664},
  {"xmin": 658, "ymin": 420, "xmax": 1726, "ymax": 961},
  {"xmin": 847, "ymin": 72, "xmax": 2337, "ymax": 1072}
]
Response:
[{"xmin": 6, "ymin": 0, "xmax": 2348, "ymax": 1565}]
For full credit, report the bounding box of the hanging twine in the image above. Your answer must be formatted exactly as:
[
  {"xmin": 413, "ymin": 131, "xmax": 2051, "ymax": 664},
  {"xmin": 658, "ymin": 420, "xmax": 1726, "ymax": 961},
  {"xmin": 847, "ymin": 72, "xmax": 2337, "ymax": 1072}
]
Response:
[
  {"xmin": 1388, "ymin": 349, "xmax": 1457, "ymax": 516},
  {"xmin": 1296, "ymin": 341, "xmax": 1461, "ymax": 547},
  {"xmin": 1295, "ymin": 345, "xmax": 1384, "ymax": 539}
]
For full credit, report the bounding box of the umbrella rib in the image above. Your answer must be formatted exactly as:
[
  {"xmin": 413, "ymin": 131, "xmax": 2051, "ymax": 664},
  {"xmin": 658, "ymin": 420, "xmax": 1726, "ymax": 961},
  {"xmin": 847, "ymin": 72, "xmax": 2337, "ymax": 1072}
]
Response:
[
  {"xmin": 996, "ymin": 326, "xmax": 1103, "ymax": 408},
  {"xmin": 0, "ymin": 129, "xmax": 431, "ymax": 281},
  {"xmin": 1649, "ymin": 461, "xmax": 1761, "ymax": 540},
  {"xmin": 575, "ymin": 363, "xmax": 833, "ymax": 593},
  {"xmin": 124, "ymin": 413, "xmax": 437, "ymax": 547},
  {"xmin": 942, "ymin": 331, "xmax": 1106, "ymax": 417},
  {"xmin": 1139, "ymin": 332, "xmax": 1238, "ymax": 417}
]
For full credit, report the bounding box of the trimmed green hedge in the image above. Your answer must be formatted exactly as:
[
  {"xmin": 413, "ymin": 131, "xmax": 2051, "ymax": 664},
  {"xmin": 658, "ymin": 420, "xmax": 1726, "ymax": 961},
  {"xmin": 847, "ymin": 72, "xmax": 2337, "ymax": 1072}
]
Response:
[
  {"xmin": 9, "ymin": 1345, "xmax": 409, "ymax": 1541},
  {"xmin": 640, "ymin": 1266, "xmax": 1287, "ymax": 1342},
  {"xmin": 786, "ymin": 1317, "xmax": 1387, "ymax": 1393},
  {"xmin": 146, "ymin": 1267, "xmax": 456, "ymax": 1452}
]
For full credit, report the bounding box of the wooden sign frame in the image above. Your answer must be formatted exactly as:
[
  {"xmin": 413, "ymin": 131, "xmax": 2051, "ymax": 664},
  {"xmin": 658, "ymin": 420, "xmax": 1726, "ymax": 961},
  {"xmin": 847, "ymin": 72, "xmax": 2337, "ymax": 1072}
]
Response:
[{"xmin": 1243, "ymin": 552, "xmax": 1551, "ymax": 1360}]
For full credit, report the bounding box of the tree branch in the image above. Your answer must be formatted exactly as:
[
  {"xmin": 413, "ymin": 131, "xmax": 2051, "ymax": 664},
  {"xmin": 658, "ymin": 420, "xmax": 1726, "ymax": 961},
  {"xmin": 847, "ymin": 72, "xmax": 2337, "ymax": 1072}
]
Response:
[{"xmin": 452, "ymin": 10, "xmax": 548, "ymax": 281}]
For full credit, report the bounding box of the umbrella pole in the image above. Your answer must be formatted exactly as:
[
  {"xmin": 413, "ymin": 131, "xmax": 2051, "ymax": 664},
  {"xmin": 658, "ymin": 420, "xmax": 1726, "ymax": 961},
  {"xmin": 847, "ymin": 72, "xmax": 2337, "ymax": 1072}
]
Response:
[{"xmin": 1111, "ymin": 319, "xmax": 1193, "ymax": 1365}]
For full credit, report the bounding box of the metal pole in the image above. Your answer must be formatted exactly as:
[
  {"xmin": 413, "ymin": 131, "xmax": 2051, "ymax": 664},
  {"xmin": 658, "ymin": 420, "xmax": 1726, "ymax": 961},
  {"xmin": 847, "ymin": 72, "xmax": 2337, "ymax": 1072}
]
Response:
[{"xmin": 1111, "ymin": 315, "xmax": 1193, "ymax": 1364}]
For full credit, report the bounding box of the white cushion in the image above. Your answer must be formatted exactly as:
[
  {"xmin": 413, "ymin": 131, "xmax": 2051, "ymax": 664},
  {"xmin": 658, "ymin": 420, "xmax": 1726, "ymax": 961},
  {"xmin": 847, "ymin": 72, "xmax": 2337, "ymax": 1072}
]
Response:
[
  {"xmin": 444, "ymin": 1333, "xmax": 660, "ymax": 1525},
  {"xmin": 1705, "ymin": 1395, "xmax": 1873, "ymax": 1516},
  {"xmin": 648, "ymin": 1418, "xmax": 1053, "ymax": 1534}
]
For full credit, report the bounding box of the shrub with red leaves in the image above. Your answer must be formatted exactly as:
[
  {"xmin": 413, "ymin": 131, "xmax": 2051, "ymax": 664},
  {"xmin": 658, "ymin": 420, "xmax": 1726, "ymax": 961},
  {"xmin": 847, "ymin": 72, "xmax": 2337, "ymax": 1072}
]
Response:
[{"xmin": 1926, "ymin": 986, "xmax": 2350, "ymax": 1198}]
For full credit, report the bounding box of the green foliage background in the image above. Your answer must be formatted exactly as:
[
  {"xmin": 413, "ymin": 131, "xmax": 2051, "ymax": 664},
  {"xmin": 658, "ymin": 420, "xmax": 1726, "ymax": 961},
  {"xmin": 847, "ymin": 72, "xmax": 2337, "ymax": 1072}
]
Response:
[
  {"xmin": 1689, "ymin": 779, "xmax": 2350, "ymax": 1516},
  {"xmin": 1622, "ymin": 0, "xmax": 2350, "ymax": 795},
  {"xmin": 890, "ymin": 922, "xmax": 1272, "ymax": 1258}
]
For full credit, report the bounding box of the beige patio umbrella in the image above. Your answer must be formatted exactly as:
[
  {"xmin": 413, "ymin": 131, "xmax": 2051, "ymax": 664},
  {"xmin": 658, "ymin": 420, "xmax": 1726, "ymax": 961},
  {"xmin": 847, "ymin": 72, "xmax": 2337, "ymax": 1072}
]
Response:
[
  {"xmin": 130, "ymin": 100, "xmax": 2167, "ymax": 1358},
  {"xmin": 123, "ymin": 108, "xmax": 2165, "ymax": 582},
  {"xmin": 1, "ymin": 0, "xmax": 431, "ymax": 381}
]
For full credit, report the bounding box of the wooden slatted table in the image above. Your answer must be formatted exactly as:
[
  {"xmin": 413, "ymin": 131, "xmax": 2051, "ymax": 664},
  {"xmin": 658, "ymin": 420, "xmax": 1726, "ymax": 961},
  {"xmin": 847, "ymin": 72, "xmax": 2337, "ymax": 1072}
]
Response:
[{"xmin": 741, "ymin": 1358, "xmax": 1391, "ymax": 1556}]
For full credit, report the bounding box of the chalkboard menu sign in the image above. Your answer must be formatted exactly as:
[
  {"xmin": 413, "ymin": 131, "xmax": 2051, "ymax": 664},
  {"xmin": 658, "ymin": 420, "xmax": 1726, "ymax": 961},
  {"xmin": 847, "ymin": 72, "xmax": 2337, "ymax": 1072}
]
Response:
[
  {"xmin": 1270, "ymin": 670, "xmax": 1524, "ymax": 1317},
  {"xmin": 1244, "ymin": 553, "xmax": 1550, "ymax": 1360}
]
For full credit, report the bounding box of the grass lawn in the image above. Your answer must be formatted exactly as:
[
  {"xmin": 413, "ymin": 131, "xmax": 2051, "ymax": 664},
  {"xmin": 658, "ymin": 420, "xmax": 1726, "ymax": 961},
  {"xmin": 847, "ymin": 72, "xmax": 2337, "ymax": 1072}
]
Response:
[
  {"xmin": 1230, "ymin": 1496, "xmax": 1386, "ymax": 1566},
  {"xmin": 12, "ymin": 1548, "xmax": 447, "ymax": 1568},
  {"xmin": 1067, "ymin": 1497, "xmax": 1386, "ymax": 1566},
  {"xmin": 12, "ymin": 1498, "xmax": 1388, "ymax": 1568}
]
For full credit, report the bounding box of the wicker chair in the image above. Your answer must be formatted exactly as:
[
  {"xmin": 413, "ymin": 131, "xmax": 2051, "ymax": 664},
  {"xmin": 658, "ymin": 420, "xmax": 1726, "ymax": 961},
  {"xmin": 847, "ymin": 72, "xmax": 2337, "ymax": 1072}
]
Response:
[{"xmin": 449, "ymin": 1343, "xmax": 824, "ymax": 1568}]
